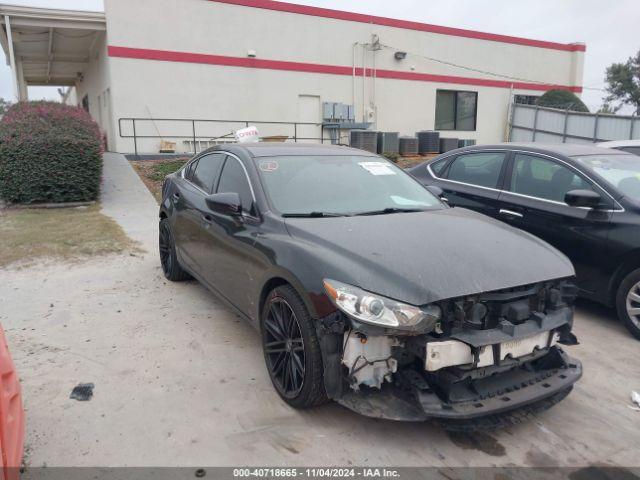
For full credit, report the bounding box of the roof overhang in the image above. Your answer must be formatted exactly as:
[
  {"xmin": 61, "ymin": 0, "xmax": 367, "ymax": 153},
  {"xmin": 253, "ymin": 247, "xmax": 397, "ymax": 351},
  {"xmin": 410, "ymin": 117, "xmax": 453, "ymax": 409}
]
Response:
[{"xmin": 0, "ymin": 4, "xmax": 105, "ymax": 90}]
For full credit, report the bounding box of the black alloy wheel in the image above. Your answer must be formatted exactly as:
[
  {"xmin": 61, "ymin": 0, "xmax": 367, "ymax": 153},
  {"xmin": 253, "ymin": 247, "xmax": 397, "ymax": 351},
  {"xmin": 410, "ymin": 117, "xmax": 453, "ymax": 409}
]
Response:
[
  {"xmin": 260, "ymin": 285, "xmax": 328, "ymax": 408},
  {"xmin": 264, "ymin": 298, "xmax": 306, "ymax": 398},
  {"xmin": 159, "ymin": 218, "xmax": 191, "ymax": 281}
]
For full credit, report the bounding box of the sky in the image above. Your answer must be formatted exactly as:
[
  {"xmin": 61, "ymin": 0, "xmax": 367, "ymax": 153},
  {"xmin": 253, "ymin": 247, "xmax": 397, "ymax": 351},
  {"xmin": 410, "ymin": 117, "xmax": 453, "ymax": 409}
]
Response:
[{"xmin": 1, "ymin": 0, "xmax": 639, "ymax": 112}]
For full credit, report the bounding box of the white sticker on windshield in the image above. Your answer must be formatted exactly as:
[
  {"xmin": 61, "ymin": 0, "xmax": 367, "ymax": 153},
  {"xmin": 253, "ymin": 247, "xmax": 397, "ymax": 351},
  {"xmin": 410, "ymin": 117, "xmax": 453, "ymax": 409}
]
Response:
[{"xmin": 358, "ymin": 162, "xmax": 396, "ymax": 176}]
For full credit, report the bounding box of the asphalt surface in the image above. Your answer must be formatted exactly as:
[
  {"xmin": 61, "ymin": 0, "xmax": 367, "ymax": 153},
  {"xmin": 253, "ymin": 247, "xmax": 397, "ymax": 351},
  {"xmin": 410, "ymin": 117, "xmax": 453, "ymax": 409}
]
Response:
[{"xmin": 0, "ymin": 153, "xmax": 638, "ymax": 468}]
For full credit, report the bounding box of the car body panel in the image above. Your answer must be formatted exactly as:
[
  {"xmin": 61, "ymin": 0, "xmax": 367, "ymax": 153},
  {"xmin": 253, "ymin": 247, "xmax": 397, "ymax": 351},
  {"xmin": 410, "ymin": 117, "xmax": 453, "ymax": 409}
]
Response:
[
  {"xmin": 160, "ymin": 143, "xmax": 582, "ymax": 424},
  {"xmin": 409, "ymin": 143, "xmax": 640, "ymax": 306},
  {"xmin": 283, "ymin": 206, "xmax": 574, "ymax": 306}
]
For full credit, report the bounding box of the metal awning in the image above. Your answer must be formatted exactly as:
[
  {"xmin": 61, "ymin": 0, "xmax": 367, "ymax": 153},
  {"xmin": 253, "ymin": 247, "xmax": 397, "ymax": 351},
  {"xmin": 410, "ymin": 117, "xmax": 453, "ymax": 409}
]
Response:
[{"xmin": 0, "ymin": 4, "xmax": 105, "ymax": 100}]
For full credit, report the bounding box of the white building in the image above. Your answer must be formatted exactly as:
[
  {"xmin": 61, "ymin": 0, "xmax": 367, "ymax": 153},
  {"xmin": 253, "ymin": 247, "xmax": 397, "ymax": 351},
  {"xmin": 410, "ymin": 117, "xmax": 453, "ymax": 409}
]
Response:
[{"xmin": 0, "ymin": 0, "xmax": 585, "ymax": 154}]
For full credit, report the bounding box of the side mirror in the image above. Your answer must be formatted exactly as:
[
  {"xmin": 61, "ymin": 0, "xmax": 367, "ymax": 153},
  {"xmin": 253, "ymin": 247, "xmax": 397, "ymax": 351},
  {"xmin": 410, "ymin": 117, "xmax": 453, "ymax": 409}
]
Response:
[
  {"xmin": 426, "ymin": 185, "xmax": 445, "ymax": 198},
  {"xmin": 205, "ymin": 192, "xmax": 242, "ymax": 216},
  {"xmin": 564, "ymin": 189, "xmax": 602, "ymax": 208}
]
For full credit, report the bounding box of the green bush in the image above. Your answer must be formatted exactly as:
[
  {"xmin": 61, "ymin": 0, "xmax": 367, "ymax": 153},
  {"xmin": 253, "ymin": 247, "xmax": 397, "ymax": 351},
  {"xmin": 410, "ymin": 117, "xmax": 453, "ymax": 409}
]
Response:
[
  {"xmin": 536, "ymin": 89, "xmax": 589, "ymax": 113},
  {"xmin": 382, "ymin": 152, "xmax": 400, "ymax": 163},
  {"xmin": 0, "ymin": 101, "xmax": 103, "ymax": 204}
]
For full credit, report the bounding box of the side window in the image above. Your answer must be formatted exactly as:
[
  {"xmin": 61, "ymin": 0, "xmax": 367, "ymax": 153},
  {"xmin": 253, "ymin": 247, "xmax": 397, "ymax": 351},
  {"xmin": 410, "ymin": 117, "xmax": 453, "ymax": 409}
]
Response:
[
  {"xmin": 445, "ymin": 152, "xmax": 506, "ymax": 188},
  {"xmin": 429, "ymin": 157, "xmax": 449, "ymax": 177},
  {"xmin": 509, "ymin": 154, "xmax": 594, "ymax": 203},
  {"xmin": 185, "ymin": 159, "xmax": 199, "ymax": 181},
  {"xmin": 216, "ymin": 157, "xmax": 256, "ymax": 215},
  {"xmin": 191, "ymin": 153, "xmax": 226, "ymax": 193}
]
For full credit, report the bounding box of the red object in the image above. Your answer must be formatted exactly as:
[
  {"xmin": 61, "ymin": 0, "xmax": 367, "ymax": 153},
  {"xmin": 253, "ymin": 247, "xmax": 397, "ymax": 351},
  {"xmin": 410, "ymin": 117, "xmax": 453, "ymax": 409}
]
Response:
[
  {"xmin": 0, "ymin": 326, "xmax": 24, "ymax": 480},
  {"xmin": 209, "ymin": 0, "xmax": 586, "ymax": 52},
  {"xmin": 108, "ymin": 46, "xmax": 582, "ymax": 93}
]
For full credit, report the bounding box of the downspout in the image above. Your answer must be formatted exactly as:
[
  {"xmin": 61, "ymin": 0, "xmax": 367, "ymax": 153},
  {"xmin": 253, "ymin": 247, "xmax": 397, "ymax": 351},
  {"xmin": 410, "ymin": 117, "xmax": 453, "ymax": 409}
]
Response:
[
  {"xmin": 362, "ymin": 43, "xmax": 367, "ymax": 123},
  {"xmin": 352, "ymin": 42, "xmax": 358, "ymax": 117},
  {"xmin": 373, "ymin": 47, "xmax": 377, "ymax": 129}
]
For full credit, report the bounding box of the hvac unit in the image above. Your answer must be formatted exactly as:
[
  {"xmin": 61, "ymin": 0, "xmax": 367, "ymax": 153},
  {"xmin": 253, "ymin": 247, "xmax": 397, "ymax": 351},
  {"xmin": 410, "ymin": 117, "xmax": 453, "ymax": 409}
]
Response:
[
  {"xmin": 377, "ymin": 132, "xmax": 399, "ymax": 155},
  {"xmin": 350, "ymin": 130, "xmax": 378, "ymax": 153},
  {"xmin": 440, "ymin": 138, "xmax": 459, "ymax": 153},
  {"xmin": 399, "ymin": 136, "xmax": 419, "ymax": 156},
  {"xmin": 416, "ymin": 130, "xmax": 440, "ymax": 154},
  {"xmin": 458, "ymin": 139, "xmax": 476, "ymax": 148}
]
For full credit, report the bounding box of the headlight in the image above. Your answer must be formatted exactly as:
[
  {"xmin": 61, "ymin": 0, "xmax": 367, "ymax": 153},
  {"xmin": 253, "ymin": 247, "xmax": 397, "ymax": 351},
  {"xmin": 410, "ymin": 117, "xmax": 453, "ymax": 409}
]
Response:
[{"xmin": 323, "ymin": 279, "xmax": 441, "ymax": 332}]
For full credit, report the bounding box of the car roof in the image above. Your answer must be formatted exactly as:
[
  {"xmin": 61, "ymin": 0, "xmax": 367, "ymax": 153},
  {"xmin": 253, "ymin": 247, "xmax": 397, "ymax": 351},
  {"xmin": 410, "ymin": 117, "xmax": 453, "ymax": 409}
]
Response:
[
  {"xmin": 453, "ymin": 142, "xmax": 628, "ymax": 157},
  {"xmin": 596, "ymin": 139, "xmax": 640, "ymax": 148},
  {"xmin": 201, "ymin": 142, "xmax": 377, "ymax": 158}
]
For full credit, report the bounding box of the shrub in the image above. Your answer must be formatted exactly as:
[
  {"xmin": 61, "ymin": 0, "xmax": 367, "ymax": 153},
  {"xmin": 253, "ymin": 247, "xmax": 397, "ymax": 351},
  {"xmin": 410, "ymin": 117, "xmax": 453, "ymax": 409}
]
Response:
[
  {"xmin": 0, "ymin": 101, "xmax": 103, "ymax": 204},
  {"xmin": 382, "ymin": 152, "xmax": 400, "ymax": 163},
  {"xmin": 536, "ymin": 89, "xmax": 589, "ymax": 113}
]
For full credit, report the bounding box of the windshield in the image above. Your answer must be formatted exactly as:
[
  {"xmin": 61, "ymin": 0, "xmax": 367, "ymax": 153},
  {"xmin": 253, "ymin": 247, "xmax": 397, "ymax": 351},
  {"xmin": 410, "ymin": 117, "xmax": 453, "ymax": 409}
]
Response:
[
  {"xmin": 254, "ymin": 155, "xmax": 443, "ymax": 216},
  {"xmin": 574, "ymin": 154, "xmax": 640, "ymax": 202}
]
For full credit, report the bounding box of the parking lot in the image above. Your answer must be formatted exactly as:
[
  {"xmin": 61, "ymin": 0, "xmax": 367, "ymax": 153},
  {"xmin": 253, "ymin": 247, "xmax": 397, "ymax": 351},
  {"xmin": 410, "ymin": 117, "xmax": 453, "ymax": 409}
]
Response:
[{"xmin": 0, "ymin": 153, "xmax": 637, "ymax": 470}]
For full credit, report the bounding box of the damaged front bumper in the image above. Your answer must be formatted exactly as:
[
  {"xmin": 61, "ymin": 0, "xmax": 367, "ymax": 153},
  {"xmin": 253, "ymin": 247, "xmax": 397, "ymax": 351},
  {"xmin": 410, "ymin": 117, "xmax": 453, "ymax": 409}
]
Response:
[
  {"xmin": 336, "ymin": 346, "xmax": 581, "ymax": 422},
  {"xmin": 316, "ymin": 281, "xmax": 582, "ymax": 423}
]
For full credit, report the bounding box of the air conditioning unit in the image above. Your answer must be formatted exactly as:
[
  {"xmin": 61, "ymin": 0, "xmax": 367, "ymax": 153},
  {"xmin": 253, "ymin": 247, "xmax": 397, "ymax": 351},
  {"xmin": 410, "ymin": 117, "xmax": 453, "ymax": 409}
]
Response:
[
  {"xmin": 350, "ymin": 130, "xmax": 378, "ymax": 153},
  {"xmin": 399, "ymin": 136, "xmax": 419, "ymax": 156},
  {"xmin": 458, "ymin": 139, "xmax": 476, "ymax": 148},
  {"xmin": 440, "ymin": 138, "xmax": 459, "ymax": 153},
  {"xmin": 416, "ymin": 130, "xmax": 440, "ymax": 154},
  {"xmin": 377, "ymin": 132, "xmax": 399, "ymax": 155}
]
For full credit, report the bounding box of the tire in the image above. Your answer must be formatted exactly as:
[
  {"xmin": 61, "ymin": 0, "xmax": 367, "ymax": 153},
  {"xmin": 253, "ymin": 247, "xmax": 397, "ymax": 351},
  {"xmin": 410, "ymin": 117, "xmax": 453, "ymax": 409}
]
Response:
[
  {"xmin": 616, "ymin": 268, "xmax": 640, "ymax": 340},
  {"xmin": 260, "ymin": 285, "xmax": 328, "ymax": 409},
  {"xmin": 159, "ymin": 218, "xmax": 191, "ymax": 282}
]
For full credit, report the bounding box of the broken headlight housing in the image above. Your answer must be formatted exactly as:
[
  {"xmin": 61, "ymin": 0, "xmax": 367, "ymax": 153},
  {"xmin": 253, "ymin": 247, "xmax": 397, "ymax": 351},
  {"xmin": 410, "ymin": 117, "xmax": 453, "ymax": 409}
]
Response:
[{"xmin": 323, "ymin": 279, "xmax": 441, "ymax": 332}]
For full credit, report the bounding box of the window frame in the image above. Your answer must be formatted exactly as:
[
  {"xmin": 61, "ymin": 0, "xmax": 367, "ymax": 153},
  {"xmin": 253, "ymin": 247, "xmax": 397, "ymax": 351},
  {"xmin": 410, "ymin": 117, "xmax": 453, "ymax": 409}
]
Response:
[
  {"xmin": 434, "ymin": 89, "xmax": 478, "ymax": 131},
  {"xmin": 429, "ymin": 150, "xmax": 509, "ymax": 191},
  {"xmin": 188, "ymin": 152, "xmax": 227, "ymax": 194},
  {"xmin": 502, "ymin": 151, "xmax": 620, "ymax": 211},
  {"xmin": 214, "ymin": 152, "xmax": 260, "ymax": 219}
]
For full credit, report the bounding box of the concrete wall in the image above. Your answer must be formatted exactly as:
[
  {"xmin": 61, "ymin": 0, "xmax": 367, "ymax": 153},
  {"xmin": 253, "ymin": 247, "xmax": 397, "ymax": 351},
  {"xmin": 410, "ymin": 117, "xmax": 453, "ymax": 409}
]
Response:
[
  {"xmin": 102, "ymin": 0, "xmax": 585, "ymax": 154},
  {"xmin": 73, "ymin": 33, "xmax": 116, "ymax": 150}
]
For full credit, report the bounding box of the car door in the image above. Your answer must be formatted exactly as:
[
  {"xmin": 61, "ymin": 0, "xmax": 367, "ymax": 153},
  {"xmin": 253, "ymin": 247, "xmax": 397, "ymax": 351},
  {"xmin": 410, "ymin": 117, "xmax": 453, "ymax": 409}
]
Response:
[
  {"xmin": 497, "ymin": 151, "xmax": 613, "ymax": 295},
  {"xmin": 203, "ymin": 154, "xmax": 264, "ymax": 313},
  {"xmin": 433, "ymin": 151, "xmax": 508, "ymax": 219},
  {"xmin": 173, "ymin": 153, "xmax": 226, "ymax": 275}
]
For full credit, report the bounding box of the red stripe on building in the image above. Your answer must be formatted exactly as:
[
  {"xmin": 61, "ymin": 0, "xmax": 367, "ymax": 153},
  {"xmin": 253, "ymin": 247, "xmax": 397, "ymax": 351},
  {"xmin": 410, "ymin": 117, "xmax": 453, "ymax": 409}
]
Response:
[
  {"xmin": 107, "ymin": 46, "xmax": 583, "ymax": 93},
  {"xmin": 209, "ymin": 0, "xmax": 586, "ymax": 53}
]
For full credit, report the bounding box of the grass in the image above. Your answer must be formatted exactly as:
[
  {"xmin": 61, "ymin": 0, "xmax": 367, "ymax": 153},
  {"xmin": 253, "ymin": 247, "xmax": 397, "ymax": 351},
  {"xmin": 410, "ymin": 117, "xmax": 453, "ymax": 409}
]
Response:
[
  {"xmin": 0, "ymin": 205, "xmax": 139, "ymax": 268},
  {"xmin": 130, "ymin": 158, "xmax": 188, "ymax": 203}
]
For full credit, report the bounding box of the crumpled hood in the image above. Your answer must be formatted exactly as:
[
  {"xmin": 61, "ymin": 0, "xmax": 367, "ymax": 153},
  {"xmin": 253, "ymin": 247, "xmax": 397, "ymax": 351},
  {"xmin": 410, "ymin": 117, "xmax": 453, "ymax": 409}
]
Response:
[{"xmin": 284, "ymin": 207, "xmax": 574, "ymax": 305}]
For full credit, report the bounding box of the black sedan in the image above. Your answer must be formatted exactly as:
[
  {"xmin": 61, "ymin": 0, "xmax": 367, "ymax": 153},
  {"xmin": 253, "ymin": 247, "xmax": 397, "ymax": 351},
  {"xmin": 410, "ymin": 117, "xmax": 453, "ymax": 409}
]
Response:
[
  {"xmin": 409, "ymin": 143, "xmax": 640, "ymax": 339},
  {"xmin": 159, "ymin": 143, "xmax": 581, "ymax": 429}
]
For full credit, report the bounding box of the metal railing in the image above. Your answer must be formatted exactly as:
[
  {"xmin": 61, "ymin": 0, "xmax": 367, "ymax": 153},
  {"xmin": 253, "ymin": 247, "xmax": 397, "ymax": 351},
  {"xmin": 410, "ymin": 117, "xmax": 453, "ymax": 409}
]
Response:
[{"xmin": 118, "ymin": 117, "xmax": 326, "ymax": 157}]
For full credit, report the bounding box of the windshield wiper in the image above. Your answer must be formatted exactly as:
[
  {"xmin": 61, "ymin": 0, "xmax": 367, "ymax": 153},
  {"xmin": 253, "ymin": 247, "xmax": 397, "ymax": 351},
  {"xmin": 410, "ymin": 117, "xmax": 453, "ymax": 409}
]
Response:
[
  {"xmin": 354, "ymin": 207, "xmax": 427, "ymax": 216},
  {"xmin": 282, "ymin": 212, "xmax": 347, "ymax": 218}
]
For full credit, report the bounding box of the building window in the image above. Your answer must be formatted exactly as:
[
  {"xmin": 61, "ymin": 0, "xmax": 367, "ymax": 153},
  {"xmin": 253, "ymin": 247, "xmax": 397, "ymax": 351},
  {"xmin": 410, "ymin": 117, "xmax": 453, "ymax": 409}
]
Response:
[
  {"xmin": 435, "ymin": 90, "xmax": 477, "ymax": 131},
  {"xmin": 514, "ymin": 94, "xmax": 539, "ymax": 105}
]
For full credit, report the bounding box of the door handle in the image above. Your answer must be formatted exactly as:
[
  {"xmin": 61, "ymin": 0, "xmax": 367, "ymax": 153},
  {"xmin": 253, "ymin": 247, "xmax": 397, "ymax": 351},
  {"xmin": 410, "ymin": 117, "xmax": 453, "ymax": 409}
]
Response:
[
  {"xmin": 499, "ymin": 209, "xmax": 523, "ymax": 218},
  {"xmin": 201, "ymin": 214, "xmax": 213, "ymax": 223},
  {"xmin": 173, "ymin": 192, "xmax": 181, "ymax": 200}
]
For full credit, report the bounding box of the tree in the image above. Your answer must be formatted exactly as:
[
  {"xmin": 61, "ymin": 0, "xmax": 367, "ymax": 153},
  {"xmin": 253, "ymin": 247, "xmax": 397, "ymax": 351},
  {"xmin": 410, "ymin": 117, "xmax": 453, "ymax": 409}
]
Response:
[
  {"xmin": 536, "ymin": 89, "xmax": 589, "ymax": 112},
  {"xmin": 0, "ymin": 98, "xmax": 11, "ymax": 116},
  {"xmin": 604, "ymin": 50, "xmax": 640, "ymax": 115},
  {"xmin": 597, "ymin": 103, "xmax": 617, "ymax": 114}
]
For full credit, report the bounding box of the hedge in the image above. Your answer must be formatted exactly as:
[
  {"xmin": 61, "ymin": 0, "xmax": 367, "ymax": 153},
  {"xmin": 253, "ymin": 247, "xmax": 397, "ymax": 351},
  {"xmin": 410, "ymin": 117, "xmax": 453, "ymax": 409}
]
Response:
[{"xmin": 0, "ymin": 101, "xmax": 103, "ymax": 204}]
